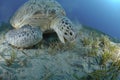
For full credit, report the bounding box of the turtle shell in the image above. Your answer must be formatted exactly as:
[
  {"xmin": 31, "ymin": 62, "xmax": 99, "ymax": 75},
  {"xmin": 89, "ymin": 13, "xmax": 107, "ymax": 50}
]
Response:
[{"xmin": 10, "ymin": 0, "xmax": 66, "ymax": 31}]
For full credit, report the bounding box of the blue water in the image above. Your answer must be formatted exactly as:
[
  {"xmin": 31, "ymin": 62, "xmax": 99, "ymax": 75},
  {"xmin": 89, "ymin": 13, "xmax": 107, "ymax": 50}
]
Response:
[{"xmin": 0, "ymin": 0, "xmax": 120, "ymax": 39}]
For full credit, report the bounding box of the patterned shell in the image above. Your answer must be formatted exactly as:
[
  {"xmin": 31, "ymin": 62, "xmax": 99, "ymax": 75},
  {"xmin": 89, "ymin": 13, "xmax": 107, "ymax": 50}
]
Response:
[{"xmin": 10, "ymin": 0, "xmax": 66, "ymax": 31}]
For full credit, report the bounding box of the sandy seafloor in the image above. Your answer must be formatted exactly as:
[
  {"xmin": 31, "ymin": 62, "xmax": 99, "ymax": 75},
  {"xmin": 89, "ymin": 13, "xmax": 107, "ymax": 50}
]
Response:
[{"xmin": 0, "ymin": 22, "xmax": 120, "ymax": 80}]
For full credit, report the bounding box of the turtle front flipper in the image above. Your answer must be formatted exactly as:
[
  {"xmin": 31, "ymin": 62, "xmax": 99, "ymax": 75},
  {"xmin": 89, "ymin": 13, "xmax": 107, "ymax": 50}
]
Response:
[
  {"xmin": 5, "ymin": 25, "xmax": 42, "ymax": 48},
  {"xmin": 50, "ymin": 16, "xmax": 77, "ymax": 43}
]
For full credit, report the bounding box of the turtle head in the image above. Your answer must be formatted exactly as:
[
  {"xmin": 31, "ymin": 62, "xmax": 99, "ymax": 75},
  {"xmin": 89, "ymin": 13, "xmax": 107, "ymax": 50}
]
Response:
[
  {"xmin": 51, "ymin": 16, "xmax": 77, "ymax": 43},
  {"xmin": 10, "ymin": 14, "xmax": 31, "ymax": 29}
]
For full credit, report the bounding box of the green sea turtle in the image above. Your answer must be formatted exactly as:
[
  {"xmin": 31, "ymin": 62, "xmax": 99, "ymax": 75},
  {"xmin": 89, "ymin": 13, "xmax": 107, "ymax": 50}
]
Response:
[{"xmin": 5, "ymin": 0, "xmax": 77, "ymax": 48}]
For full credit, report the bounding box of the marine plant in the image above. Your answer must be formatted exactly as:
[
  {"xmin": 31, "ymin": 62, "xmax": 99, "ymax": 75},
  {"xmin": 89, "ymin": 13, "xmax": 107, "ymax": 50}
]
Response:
[
  {"xmin": 48, "ymin": 41, "xmax": 76, "ymax": 55},
  {"xmin": 5, "ymin": 50, "xmax": 17, "ymax": 66}
]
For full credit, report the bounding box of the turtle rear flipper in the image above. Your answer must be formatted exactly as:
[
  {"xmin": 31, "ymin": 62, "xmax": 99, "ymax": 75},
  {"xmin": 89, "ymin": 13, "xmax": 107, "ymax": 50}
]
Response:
[
  {"xmin": 51, "ymin": 16, "xmax": 77, "ymax": 43},
  {"xmin": 5, "ymin": 25, "xmax": 42, "ymax": 48}
]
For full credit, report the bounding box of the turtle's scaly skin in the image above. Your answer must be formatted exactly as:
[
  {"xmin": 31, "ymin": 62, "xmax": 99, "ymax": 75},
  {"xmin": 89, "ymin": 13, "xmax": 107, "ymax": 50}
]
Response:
[
  {"xmin": 51, "ymin": 16, "xmax": 77, "ymax": 43},
  {"xmin": 6, "ymin": 26, "xmax": 42, "ymax": 48},
  {"xmin": 6, "ymin": 0, "xmax": 77, "ymax": 48}
]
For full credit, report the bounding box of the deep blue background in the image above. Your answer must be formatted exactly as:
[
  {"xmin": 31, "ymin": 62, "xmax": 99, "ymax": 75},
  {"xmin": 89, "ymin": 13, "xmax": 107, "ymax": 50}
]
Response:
[{"xmin": 0, "ymin": 0, "xmax": 120, "ymax": 39}]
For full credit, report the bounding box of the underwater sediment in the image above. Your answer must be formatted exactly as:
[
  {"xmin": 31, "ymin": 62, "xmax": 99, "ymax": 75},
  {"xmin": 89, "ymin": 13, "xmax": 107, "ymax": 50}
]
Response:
[{"xmin": 0, "ymin": 22, "xmax": 120, "ymax": 80}]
